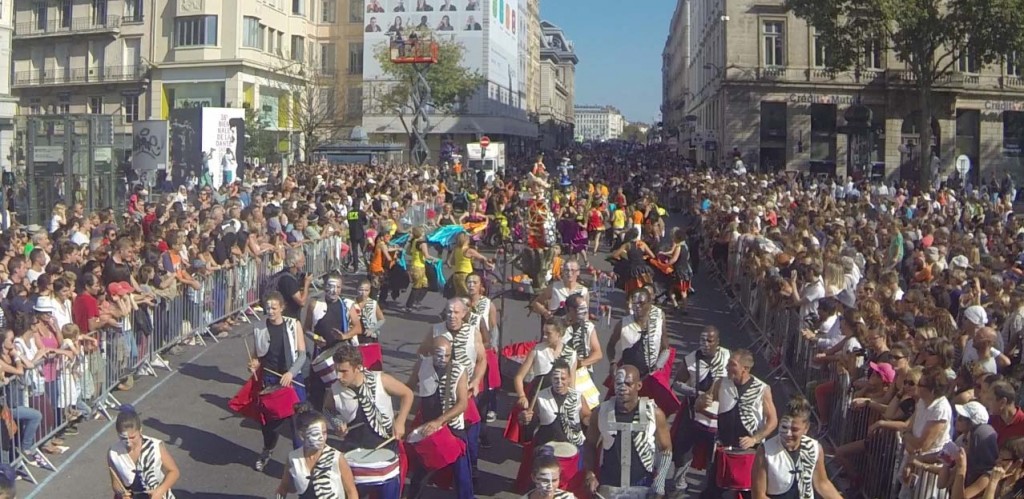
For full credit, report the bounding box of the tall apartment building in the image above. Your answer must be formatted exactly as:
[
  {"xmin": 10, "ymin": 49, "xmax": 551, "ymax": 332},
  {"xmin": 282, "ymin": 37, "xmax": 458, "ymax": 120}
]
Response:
[
  {"xmin": 662, "ymin": 1, "xmax": 689, "ymax": 151},
  {"xmin": 665, "ymin": 0, "xmax": 1024, "ymax": 180},
  {"xmin": 574, "ymin": 104, "xmax": 623, "ymax": 142},
  {"xmin": 12, "ymin": 0, "xmax": 344, "ymax": 162},
  {"xmin": 525, "ymin": 0, "xmax": 541, "ymax": 119},
  {"xmin": 0, "ymin": 1, "xmax": 15, "ymax": 172},
  {"xmin": 537, "ymin": 20, "xmax": 576, "ymax": 150}
]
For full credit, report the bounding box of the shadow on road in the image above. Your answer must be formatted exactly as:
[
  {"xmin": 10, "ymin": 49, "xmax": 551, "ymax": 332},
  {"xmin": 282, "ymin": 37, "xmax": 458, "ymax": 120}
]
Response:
[
  {"xmin": 145, "ymin": 417, "xmax": 263, "ymax": 467},
  {"xmin": 179, "ymin": 362, "xmax": 248, "ymax": 386}
]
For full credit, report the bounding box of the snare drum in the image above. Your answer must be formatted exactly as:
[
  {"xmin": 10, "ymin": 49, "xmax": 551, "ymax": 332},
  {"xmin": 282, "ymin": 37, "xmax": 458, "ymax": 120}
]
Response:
[
  {"xmin": 714, "ymin": 446, "xmax": 756, "ymax": 491},
  {"xmin": 312, "ymin": 344, "xmax": 343, "ymax": 385},
  {"xmin": 406, "ymin": 425, "xmax": 466, "ymax": 471},
  {"xmin": 258, "ymin": 385, "xmax": 299, "ymax": 422},
  {"xmin": 597, "ymin": 485, "xmax": 651, "ymax": 499},
  {"xmin": 344, "ymin": 448, "xmax": 401, "ymax": 486},
  {"xmin": 548, "ymin": 442, "xmax": 580, "ymax": 486}
]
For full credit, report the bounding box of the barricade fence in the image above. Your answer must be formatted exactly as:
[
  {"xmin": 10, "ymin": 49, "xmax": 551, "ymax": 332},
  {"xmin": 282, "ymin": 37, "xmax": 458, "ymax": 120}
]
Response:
[
  {"xmin": 0, "ymin": 235, "xmax": 344, "ymax": 483},
  {"xmin": 703, "ymin": 238, "xmax": 935, "ymax": 499}
]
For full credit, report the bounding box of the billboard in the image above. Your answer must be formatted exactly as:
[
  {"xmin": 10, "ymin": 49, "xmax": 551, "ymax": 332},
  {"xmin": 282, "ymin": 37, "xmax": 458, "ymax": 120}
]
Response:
[
  {"xmin": 362, "ymin": 0, "xmax": 518, "ymax": 95},
  {"xmin": 131, "ymin": 120, "xmax": 169, "ymax": 173},
  {"xmin": 168, "ymin": 107, "xmax": 246, "ymax": 189}
]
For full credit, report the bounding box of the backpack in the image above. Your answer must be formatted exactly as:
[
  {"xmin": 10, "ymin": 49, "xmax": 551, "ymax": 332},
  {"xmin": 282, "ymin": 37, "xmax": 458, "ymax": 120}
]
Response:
[{"xmin": 259, "ymin": 269, "xmax": 292, "ymax": 310}]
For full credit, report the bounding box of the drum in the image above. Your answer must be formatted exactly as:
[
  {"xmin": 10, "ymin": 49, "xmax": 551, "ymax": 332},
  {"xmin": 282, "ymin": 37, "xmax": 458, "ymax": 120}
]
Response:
[
  {"xmin": 359, "ymin": 343, "xmax": 383, "ymax": 371},
  {"xmin": 715, "ymin": 446, "xmax": 756, "ymax": 491},
  {"xmin": 548, "ymin": 442, "xmax": 580, "ymax": 486},
  {"xmin": 406, "ymin": 425, "xmax": 466, "ymax": 471},
  {"xmin": 597, "ymin": 485, "xmax": 650, "ymax": 499},
  {"xmin": 344, "ymin": 448, "xmax": 401, "ymax": 486},
  {"xmin": 258, "ymin": 385, "xmax": 299, "ymax": 422},
  {"xmin": 312, "ymin": 344, "xmax": 343, "ymax": 385}
]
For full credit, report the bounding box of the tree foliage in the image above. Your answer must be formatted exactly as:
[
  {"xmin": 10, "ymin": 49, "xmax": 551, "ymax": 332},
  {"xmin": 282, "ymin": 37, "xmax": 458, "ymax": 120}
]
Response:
[
  {"xmin": 370, "ymin": 32, "xmax": 486, "ymax": 134},
  {"xmin": 243, "ymin": 104, "xmax": 279, "ymax": 163},
  {"xmin": 621, "ymin": 123, "xmax": 645, "ymax": 142},
  {"xmin": 275, "ymin": 56, "xmax": 343, "ymax": 162},
  {"xmin": 785, "ymin": 0, "xmax": 1024, "ymax": 184}
]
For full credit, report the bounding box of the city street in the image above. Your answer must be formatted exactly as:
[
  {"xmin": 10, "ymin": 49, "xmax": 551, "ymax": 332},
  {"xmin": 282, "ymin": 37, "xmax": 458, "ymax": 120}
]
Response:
[{"xmin": 16, "ymin": 249, "xmax": 763, "ymax": 499}]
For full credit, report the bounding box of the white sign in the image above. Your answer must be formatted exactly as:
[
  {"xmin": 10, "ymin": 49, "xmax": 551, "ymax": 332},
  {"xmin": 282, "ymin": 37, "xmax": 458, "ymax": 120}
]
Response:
[
  {"xmin": 33, "ymin": 146, "xmax": 63, "ymax": 163},
  {"xmin": 956, "ymin": 154, "xmax": 971, "ymax": 175},
  {"xmin": 93, "ymin": 147, "xmax": 112, "ymax": 163},
  {"xmin": 200, "ymin": 108, "xmax": 245, "ymax": 189},
  {"xmin": 132, "ymin": 120, "xmax": 169, "ymax": 172}
]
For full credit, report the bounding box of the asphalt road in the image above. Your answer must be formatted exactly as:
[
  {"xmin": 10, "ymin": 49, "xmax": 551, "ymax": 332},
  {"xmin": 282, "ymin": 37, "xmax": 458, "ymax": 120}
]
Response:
[{"xmin": 17, "ymin": 242, "xmax": 770, "ymax": 499}]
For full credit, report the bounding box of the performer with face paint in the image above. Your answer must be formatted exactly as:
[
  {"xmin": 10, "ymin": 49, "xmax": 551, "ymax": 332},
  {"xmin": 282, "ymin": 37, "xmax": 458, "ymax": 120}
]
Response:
[
  {"xmin": 530, "ymin": 261, "xmax": 590, "ymax": 323},
  {"xmin": 508, "ymin": 320, "xmax": 578, "ymax": 444},
  {"xmin": 306, "ymin": 271, "xmax": 363, "ymax": 412},
  {"xmin": 752, "ymin": 396, "xmax": 842, "ymax": 499},
  {"xmin": 562, "ymin": 293, "xmax": 603, "ymax": 410},
  {"xmin": 584, "ymin": 364, "xmax": 673, "ymax": 498},
  {"xmin": 325, "ymin": 345, "xmax": 414, "ymax": 497},
  {"xmin": 671, "ymin": 326, "xmax": 730, "ymax": 490},
  {"xmin": 513, "ymin": 359, "xmax": 591, "ymax": 493},
  {"xmin": 607, "ymin": 288, "xmax": 667, "ymax": 380},
  {"xmin": 522, "ymin": 446, "xmax": 579, "ymax": 499},
  {"xmin": 352, "ymin": 279, "xmax": 385, "ymax": 343},
  {"xmin": 416, "ymin": 298, "xmax": 487, "ymax": 486},
  {"xmin": 108, "ymin": 404, "xmax": 180, "ymax": 499},
  {"xmin": 698, "ymin": 349, "xmax": 779, "ymax": 498},
  {"xmin": 275, "ymin": 403, "xmax": 359, "ymax": 499},
  {"xmin": 407, "ymin": 335, "xmax": 474, "ymax": 499},
  {"xmin": 466, "ymin": 273, "xmax": 501, "ymax": 431}
]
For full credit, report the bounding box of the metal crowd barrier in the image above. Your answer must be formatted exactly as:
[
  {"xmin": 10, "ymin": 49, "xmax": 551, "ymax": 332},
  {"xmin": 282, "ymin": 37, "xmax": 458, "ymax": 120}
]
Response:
[
  {"xmin": 0, "ymin": 235, "xmax": 344, "ymax": 483},
  {"xmin": 704, "ymin": 239, "xmax": 916, "ymax": 499}
]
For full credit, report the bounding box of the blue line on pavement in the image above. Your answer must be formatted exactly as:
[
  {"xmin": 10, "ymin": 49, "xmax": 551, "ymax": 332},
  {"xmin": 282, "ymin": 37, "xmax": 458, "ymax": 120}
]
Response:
[{"xmin": 24, "ymin": 341, "xmax": 227, "ymax": 499}]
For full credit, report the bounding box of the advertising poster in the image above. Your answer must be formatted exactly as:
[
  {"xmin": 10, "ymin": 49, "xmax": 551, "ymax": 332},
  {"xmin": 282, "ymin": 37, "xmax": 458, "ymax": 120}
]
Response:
[
  {"xmin": 169, "ymin": 107, "xmax": 203, "ymax": 187},
  {"xmin": 200, "ymin": 107, "xmax": 246, "ymax": 189}
]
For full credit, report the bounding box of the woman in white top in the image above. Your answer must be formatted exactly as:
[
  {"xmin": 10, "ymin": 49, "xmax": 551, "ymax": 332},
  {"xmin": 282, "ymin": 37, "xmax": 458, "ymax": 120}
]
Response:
[
  {"xmin": 276, "ymin": 403, "xmax": 358, "ymax": 499},
  {"xmin": 108, "ymin": 404, "xmax": 179, "ymax": 499},
  {"xmin": 506, "ymin": 320, "xmax": 577, "ymax": 444},
  {"xmin": 752, "ymin": 396, "xmax": 841, "ymax": 499},
  {"xmin": 894, "ymin": 366, "xmax": 953, "ymax": 499}
]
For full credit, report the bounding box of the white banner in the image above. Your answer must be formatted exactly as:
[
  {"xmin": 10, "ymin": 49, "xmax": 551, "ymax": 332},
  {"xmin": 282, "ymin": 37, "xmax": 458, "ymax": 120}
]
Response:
[{"xmin": 131, "ymin": 120, "xmax": 168, "ymax": 172}]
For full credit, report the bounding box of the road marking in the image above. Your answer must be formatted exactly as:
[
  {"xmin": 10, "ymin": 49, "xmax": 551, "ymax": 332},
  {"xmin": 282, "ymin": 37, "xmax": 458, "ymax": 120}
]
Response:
[{"xmin": 24, "ymin": 340, "xmax": 227, "ymax": 499}]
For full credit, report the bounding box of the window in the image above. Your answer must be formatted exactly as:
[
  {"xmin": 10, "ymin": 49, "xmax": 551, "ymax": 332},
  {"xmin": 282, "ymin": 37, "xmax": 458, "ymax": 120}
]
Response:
[
  {"xmin": 291, "ymin": 35, "xmax": 305, "ymax": 61},
  {"xmin": 268, "ymin": 29, "xmax": 276, "ymax": 53},
  {"xmin": 349, "ymin": 0, "xmax": 364, "ymax": 23},
  {"xmin": 762, "ymin": 21, "xmax": 785, "ymax": 67},
  {"xmin": 175, "ymin": 16, "xmax": 217, "ymax": 47},
  {"xmin": 59, "ymin": 0, "xmax": 71, "ymax": 28},
  {"xmin": 123, "ymin": 94, "xmax": 139, "ymax": 123},
  {"xmin": 89, "ymin": 96, "xmax": 103, "ymax": 114},
  {"xmin": 243, "ymin": 17, "xmax": 265, "ymax": 49},
  {"xmin": 319, "ymin": 87, "xmax": 337, "ymax": 115},
  {"xmin": 92, "ymin": 0, "xmax": 108, "ymax": 24},
  {"xmin": 1004, "ymin": 111, "xmax": 1024, "ymax": 156},
  {"xmin": 292, "ymin": 0, "xmax": 305, "ymax": 16},
  {"xmin": 347, "ymin": 86, "xmax": 362, "ymax": 116},
  {"xmin": 124, "ymin": 0, "xmax": 143, "ymax": 22},
  {"xmin": 812, "ymin": 30, "xmax": 831, "ymax": 68},
  {"xmin": 320, "ymin": 43, "xmax": 336, "ymax": 72},
  {"xmin": 348, "ymin": 42, "xmax": 363, "ymax": 74},
  {"xmin": 810, "ymin": 103, "xmax": 837, "ymax": 163},
  {"xmin": 35, "ymin": 4, "xmax": 46, "ymax": 31},
  {"xmin": 1008, "ymin": 52, "xmax": 1022, "ymax": 77},
  {"xmin": 321, "ymin": 0, "xmax": 336, "ymax": 22},
  {"xmin": 864, "ymin": 40, "xmax": 883, "ymax": 70},
  {"xmin": 959, "ymin": 49, "xmax": 979, "ymax": 73},
  {"xmin": 760, "ymin": 101, "xmax": 787, "ymax": 141},
  {"xmin": 277, "ymin": 32, "xmax": 284, "ymax": 56}
]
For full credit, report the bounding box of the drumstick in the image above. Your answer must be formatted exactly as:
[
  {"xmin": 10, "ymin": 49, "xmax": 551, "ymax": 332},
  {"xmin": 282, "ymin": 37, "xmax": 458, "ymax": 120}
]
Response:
[
  {"xmin": 109, "ymin": 467, "xmax": 129, "ymax": 497},
  {"xmin": 373, "ymin": 435, "xmax": 397, "ymax": 450},
  {"xmin": 528, "ymin": 376, "xmax": 546, "ymax": 412},
  {"xmin": 244, "ymin": 338, "xmax": 252, "ymax": 359},
  {"xmin": 263, "ymin": 368, "xmax": 307, "ymax": 388}
]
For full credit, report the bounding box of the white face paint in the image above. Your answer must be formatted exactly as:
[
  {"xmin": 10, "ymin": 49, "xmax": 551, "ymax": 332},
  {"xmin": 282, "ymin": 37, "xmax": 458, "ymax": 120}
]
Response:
[
  {"xmin": 433, "ymin": 346, "xmax": 448, "ymax": 370},
  {"xmin": 779, "ymin": 417, "xmax": 796, "ymax": 439},
  {"xmin": 325, "ymin": 279, "xmax": 342, "ymax": 300},
  {"xmin": 614, "ymin": 368, "xmax": 631, "ymax": 398},
  {"xmin": 534, "ymin": 469, "xmax": 558, "ymax": 493},
  {"xmin": 575, "ymin": 304, "xmax": 589, "ymax": 319},
  {"xmin": 303, "ymin": 423, "xmax": 327, "ymax": 451},
  {"xmin": 550, "ymin": 369, "xmax": 569, "ymax": 392}
]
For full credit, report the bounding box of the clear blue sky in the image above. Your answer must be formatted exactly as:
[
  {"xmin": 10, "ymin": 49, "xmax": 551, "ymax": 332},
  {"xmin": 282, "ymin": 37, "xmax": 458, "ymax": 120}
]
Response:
[{"xmin": 541, "ymin": 0, "xmax": 674, "ymax": 124}]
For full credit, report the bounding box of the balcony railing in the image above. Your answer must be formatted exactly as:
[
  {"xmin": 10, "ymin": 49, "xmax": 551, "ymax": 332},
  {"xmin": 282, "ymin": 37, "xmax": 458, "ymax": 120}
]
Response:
[
  {"xmin": 13, "ymin": 65, "xmax": 147, "ymax": 87},
  {"xmin": 15, "ymin": 15, "xmax": 122, "ymax": 38}
]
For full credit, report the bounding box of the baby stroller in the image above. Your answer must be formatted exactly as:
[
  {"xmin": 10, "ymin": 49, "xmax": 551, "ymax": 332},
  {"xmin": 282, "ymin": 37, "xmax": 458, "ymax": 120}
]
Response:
[{"xmin": 557, "ymin": 218, "xmax": 588, "ymax": 257}]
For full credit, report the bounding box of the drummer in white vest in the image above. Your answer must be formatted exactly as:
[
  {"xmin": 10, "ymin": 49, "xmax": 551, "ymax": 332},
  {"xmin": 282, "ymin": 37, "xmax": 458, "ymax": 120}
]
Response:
[
  {"xmin": 466, "ymin": 274, "xmax": 500, "ymax": 427},
  {"xmin": 305, "ymin": 271, "xmax": 363, "ymax": 412},
  {"xmin": 275, "ymin": 403, "xmax": 359, "ymax": 499},
  {"xmin": 530, "ymin": 260, "xmax": 589, "ymax": 323},
  {"xmin": 325, "ymin": 345, "xmax": 413, "ymax": 498},
  {"xmin": 416, "ymin": 298, "xmax": 487, "ymax": 481},
  {"xmin": 584, "ymin": 364, "xmax": 673, "ymax": 498},
  {"xmin": 671, "ymin": 326, "xmax": 730, "ymax": 489},
  {"xmin": 607, "ymin": 288, "xmax": 668, "ymax": 380},
  {"xmin": 751, "ymin": 396, "xmax": 842, "ymax": 499},
  {"xmin": 697, "ymin": 349, "xmax": 778, "ymax": 498},
  {"xmin": 562, "ymin": 293, "xmax": 603, "ymax": 410},
  {"xmin": 407, "ymin": 335, "xmax": 474, "ymax": 499}
]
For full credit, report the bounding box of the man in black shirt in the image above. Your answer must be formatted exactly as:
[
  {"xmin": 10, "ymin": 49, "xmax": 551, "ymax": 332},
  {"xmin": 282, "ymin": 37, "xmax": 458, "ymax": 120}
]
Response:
[
  {"xmin": 347, "ymin": 206, "xmax": 369, "ymax": 272},
  {"xmin": 103, "ymin": 238, "xmax": 135, "ymax": 285},
  {"xmin": 277, "ymin": 248, "xmax": 312, "ymax": 321}
]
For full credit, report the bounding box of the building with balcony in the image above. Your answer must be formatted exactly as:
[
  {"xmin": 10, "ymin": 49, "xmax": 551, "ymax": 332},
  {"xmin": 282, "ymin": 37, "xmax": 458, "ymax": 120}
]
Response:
[
  {"xmin": 12, "ymin": 0, "xmax": 344, "ymax": 164},
  {"xmin": 662, "ymin": 0, "xmax": 690, "ymax": 152},
  {"xmin": 575, "ymin": 105, "xmax": 623, "ymax": 142},
  {"xmin": 537, "ymin": 20, "xmax": 577, "ymax": 150},
  {"xmin": 667, "ymin": 0, "xmax": 1024, "ymax": 181},
  {"xmin": 0, "ymin": 1, "xmax": 16, "ymax": 173}
]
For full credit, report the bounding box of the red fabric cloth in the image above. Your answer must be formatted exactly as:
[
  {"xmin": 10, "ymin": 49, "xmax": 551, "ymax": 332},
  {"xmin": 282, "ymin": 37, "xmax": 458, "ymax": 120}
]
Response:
[
  {"xmin": 228, "ymin": 375, "xmax": 265, "ymax": 425},
  {"xmin": 359, "ymin": 343, "xmax": 383, "ymax": 371},
  {"xmin": 503, "ymin": 378, "xmax": 539, "ymax": 444},
  {"xmin": 485, "ymin": 348, "xmax": 501, "ymax": 390},
  {"xmin": 602, "ymin": 348, "xmax": 681, "ymax": 414}
]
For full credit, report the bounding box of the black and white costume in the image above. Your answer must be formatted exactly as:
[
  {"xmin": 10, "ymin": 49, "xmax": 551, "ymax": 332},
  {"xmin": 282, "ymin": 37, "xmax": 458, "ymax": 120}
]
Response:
[
  {"xmin": 286, "ymin": 446, "xmax": 346, "ymax": 498},
  {"xmin": 761, "ymin": 434, "xmax": 820, "ymax": 499},
  {"xmin": 109, "ymin": 436, "xmax": 175, "ymax": 499}
]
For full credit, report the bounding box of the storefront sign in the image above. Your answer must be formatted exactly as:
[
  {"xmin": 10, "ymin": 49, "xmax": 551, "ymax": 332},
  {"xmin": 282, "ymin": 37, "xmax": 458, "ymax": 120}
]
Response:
[
  {"xmin": 984, "ymin": 100, "xmax": 1024, "ymax": 112},
  {"xmin": 787, "ymin": 94, "xmax": 856, "ymax": 105}
]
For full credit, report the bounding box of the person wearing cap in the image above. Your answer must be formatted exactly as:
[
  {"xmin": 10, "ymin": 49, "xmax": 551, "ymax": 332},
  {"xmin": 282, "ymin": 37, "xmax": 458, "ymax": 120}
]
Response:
[
  {"xmin": 921, "ymin": 400, "xmax": 998, "ymax": 496},
  {"xmin": 855, "ymin": 361, "xmax": 896, "ymax": 400},
  {"xmin": 961, "ymin": 327, "xmax": 1010, "ymax": 375}
]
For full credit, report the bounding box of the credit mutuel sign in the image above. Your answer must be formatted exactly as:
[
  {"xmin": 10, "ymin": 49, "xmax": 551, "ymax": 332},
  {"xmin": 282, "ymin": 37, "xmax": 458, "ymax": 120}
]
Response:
[{"xmin": 786, "ymin": 93, "xmax": 857, "ymax": 105}]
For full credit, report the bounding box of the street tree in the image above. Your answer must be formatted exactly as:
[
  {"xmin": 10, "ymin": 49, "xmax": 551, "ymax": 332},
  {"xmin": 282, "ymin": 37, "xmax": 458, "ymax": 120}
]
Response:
[
  {"xmin": 785, "ymin": 0, "xmax": 1024, "ymax": 185},
  {"xmin": 276, "ymin": 56, "xmax": 343, "ymax": 163},
  {"xmin": 243, "ymin": 104, "xmax": 279, "ymax": 163},
  {"xmin": 621, "ymin": 123, "xmax": 645, "ymax": 142},
  {"xmin": 371, "ymin": 33, "xmax": 485, "ymax": 158}
]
